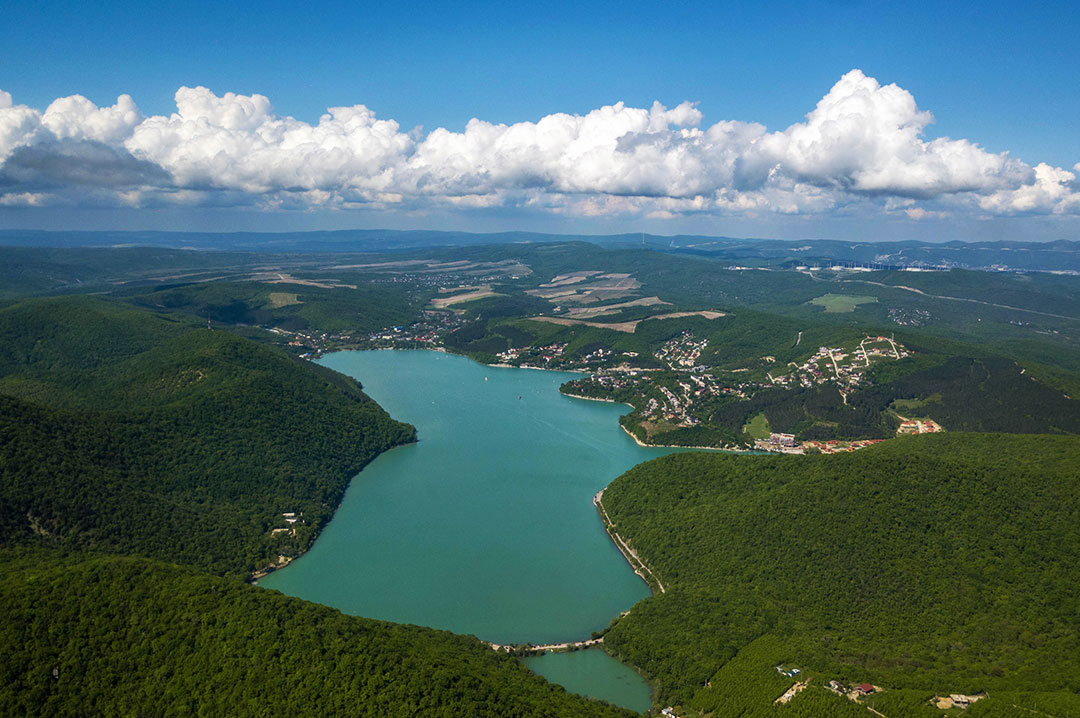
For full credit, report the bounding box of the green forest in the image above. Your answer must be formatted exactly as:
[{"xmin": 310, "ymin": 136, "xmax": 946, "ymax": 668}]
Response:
[
  {"xmin": 0, "ymin": 296, "xmax": 416, "ymax": 576},
  {"xmin": 0, "ymin": 552, "xmax": 632, "ymax": 718},
  {"xmin": 600, "ymin": 434, "xmax": 1080, "ymax": 715}
]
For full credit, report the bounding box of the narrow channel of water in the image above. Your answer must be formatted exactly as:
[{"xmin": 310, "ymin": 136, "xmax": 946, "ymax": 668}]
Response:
[{"xmin": 261, "ymin": 350, "xmax": 686, "ymax": 710}]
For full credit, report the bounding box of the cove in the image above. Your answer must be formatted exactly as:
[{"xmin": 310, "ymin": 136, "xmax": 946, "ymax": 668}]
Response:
[
  {"xmin": 524, "ymin": 648, "xmax": 653, "ymax": 713},
  {"xmin": 261, "ymin": 349, "xmax": 683, "ymax": 710}
]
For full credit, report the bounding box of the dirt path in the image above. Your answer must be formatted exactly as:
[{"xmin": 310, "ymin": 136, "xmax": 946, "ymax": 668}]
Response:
[
  {"xmin": 775, "ymin": 681, "xmax": 808, "ymax": 704},
  {"xmin": 827, "ymin": 348, "xmax": 841, "ymax": 379},
  {"xmin": 1009, "ymin": 704, "xmax": 1058, "ymax": 717}
]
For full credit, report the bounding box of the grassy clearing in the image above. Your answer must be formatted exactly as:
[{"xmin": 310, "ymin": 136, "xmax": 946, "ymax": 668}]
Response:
[
  {"xmin": 809, "ymin": 294, "xmax": 878, "ymax": 313},
  {"xmin": 891, "ymin": 397, "xmax": 933, "ymax": 412},
  {"xmin": 889, "ymin": 395, "xmax": 944, "ymax": 420},
  {"xmin": 743, "ymin": 412, "xmax": 771, "ymax": 440},
  {"xmin": 267, "ymin": 292, "xmax": 302, "ymax": 308}
]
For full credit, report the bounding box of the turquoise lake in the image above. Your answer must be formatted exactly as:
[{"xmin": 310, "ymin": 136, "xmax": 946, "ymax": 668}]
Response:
[{"xmin": 261, "ymin": 349, "xmax": 684, "ymax": 711}]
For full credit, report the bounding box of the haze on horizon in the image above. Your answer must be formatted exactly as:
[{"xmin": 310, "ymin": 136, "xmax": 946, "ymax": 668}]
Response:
[{"xmin": 1, "ymin": 0, "xmax": 1078, "ymax": 243}]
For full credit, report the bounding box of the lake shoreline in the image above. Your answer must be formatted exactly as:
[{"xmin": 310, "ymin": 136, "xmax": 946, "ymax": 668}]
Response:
[
  {"xmin": 262, "ymin": 348, "xmax": 663, "ymax": 710},
  {"xmin": 561, "ymin": 390, "xmax": 756, "ymax": 453},
  {"xmin": 593, "ymin": 489, "xmax": 665, "ymax": 595},
  {"xmin": 491, "ymin": 362, "xmax": 589, "ymax": 374},
  {"xmin": 250, "ymin": 434, "xmax": 419, "ymax": 583}
]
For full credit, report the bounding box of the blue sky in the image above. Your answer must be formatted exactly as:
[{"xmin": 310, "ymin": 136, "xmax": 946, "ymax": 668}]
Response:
[{"xmin": 1, "ymin": 0, "xmax": 1078, "ymax": 240}]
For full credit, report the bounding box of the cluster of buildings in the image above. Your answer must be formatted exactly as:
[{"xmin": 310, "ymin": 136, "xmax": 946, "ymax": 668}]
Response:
[
  {"xmin": 361, "ymin": 311, "xmax": 464, "ymax": 349},
  {"xmin": 826, "ymin": 680, "xmax": 878, "ymax": 699},
  {"xmin": 888, "ymin": 307, "xmax": 932, "ymax": 326},
  {"xmin": 754, "ymin": 432, "xmax": 886, "ymax": 455},
  {"xmin": 566, "ymin": 334, "xmax": 915, "ymax": 441},
  {"xmin": 769, "ymin": 337, "xmax": 909, "ymax": 393},
  {"xmin": 654, "ymin": 331, "xmax": 709, "ymax": 370},
  {"xmin": 496, "ymin": 342, "xmax": 570, "ymax": 367},
  {"xmin": 574, "ymin": 372, "xmax": 644, "ymax": 393},
  {"xmin": 267, "ymin": 310, "xmax": 467, "ymax": 358},
  {"xmin": 568, "ymin": 365, "xmax": 726, "ymax": 427},
  {"xmin": 897, "ymin": 418, "xmax": 943, "ymax": 435},
  {"xmin": 932, "ymin": 693, "xmax": 986, "ymax": 710},
  {"xmin": 755, "ymin": 433, "xmax": 802, "ymax": 453},
  {"xmin": 270, "ymin": 327, "xmax": 348, "ymax": 358}
]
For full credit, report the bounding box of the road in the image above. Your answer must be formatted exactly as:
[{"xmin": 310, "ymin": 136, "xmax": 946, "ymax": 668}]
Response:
[
  {"xmin": 835, "ymin": 275, "xmax": 1078, "ymax": 322},
  {"xmin": 594, "ymin": 489, "xmax": 666, "ymax": 594}
]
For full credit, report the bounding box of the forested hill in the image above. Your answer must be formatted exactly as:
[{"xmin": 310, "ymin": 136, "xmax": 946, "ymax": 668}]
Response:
[
  {"xmin": 601, "ymin": 434, "xmax": 1080, "ymax": 716},
  {"xmin": 0, "ymin": 552, "xmax": 632, "ymax": 718},
  {"xmin": 0, "ymin": 296, "xmax": 416, "ymax": 575}
]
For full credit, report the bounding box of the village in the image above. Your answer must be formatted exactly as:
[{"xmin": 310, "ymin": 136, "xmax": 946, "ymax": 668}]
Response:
[
  {"xmin": 765, "ymin": 336, "xmax": 910, "ymax": 395},
  {"xmin": 558, "ymin": 332, "xmax": 929, "ymax": 451},
  {"xmin": 266, "ymin": 309, "xmax": 466, "ymax": 358},
  {"xmin": 659, "ymin": 666, "xmax": 988, "ymax": 718},
  {"xmin": 269, "ymin": 310, "xmax": 942, "ymax": 454}
]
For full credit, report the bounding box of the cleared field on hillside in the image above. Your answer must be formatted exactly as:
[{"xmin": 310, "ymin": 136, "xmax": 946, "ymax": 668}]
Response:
[
  {"xmin": 809, "ymin": 294, "xmax": 878, "ymax": 313},
  {"xmin": 532, "ymin": 310, "xmax": 725, "ymax": 333}
]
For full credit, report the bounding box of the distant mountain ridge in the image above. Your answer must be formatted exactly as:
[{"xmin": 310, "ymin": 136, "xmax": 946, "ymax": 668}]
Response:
[{"xmin": 1, "ymin": 229, "xmax": 1077, "ymax": 271}]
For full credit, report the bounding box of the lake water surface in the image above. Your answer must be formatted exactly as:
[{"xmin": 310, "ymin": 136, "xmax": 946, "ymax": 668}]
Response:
[{"xmin": 262, "ymin": 350, "xmax": 682, "ymax": 711}]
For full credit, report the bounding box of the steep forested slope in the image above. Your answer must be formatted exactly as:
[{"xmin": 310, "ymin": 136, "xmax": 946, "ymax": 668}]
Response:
[
  {"xmin": 0, "ymin": 552, "xmax": 631, "ymax": 718},
  {"xmin": 601, "ymin": 434, "xmax": 1080, "ymax": 714},
  {"xmin": 0, "ymin": 296, "xmax": 415, "ymax": 575}
]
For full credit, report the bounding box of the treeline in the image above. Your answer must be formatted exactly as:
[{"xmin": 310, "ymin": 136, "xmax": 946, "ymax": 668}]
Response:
[
  {"xmin": 601, "ymin": 434, "xmax": 1080, "ymax": 713},
  {"xmin": 0, "ymin": 552, "xmax": 632, "ymax": 718}
]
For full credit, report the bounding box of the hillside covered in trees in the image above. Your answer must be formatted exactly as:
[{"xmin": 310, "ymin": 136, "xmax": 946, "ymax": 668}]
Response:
[
  {"xmin": 600, "ymin": 434, "xmax": 1080, "ymax": 715},
  {"xmin": 0, "ymin": 296, "xmax": 416, "ymax": 576},
  {"xmin": 0, "ymin": 552, "xmax": 632, "ymax": 718}
]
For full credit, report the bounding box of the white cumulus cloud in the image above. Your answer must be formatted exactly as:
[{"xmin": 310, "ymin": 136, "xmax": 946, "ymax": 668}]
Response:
[
  {"xmin": 42, "ymin": 94, "xmax": 143, "ymax": 144},
  {"xmin": 0, "ymin": 70, "xmax": 1077, "ymax": 221}
]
